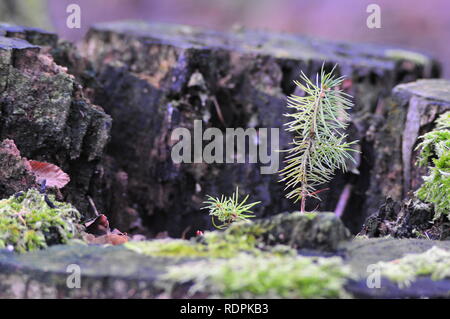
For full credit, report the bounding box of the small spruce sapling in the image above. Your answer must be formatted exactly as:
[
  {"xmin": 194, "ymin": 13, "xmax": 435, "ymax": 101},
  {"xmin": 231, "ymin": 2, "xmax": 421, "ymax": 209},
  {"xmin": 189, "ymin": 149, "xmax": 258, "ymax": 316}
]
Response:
[
  {"xmin": 415, "ymin": 111, "xmax": 450, "ymax": 219},
  {"xmin": 202, "ymin": 187, "xmax": 260, "ymax": 229},
  {"xmin": 279, "ymin": 65, "xmax": 357, "ymax": 213}
]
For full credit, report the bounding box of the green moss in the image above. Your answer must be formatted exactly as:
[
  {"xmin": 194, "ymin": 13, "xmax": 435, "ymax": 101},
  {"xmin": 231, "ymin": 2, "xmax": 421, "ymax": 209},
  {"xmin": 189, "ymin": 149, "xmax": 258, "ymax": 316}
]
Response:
[
  {"xmin": 416, "ymin": 112, "xmax": 450, "ymax": 219},
  {"xmin": 0, "ymin": 189, "xmax": 81, "ymax": 253},
  {"xmin": 223, "ymin": 219, "xmax": 271, "ymax": 239},
  {"xmin": 416, "ymin": 131, "xmax": 450, "ymax": 167},
  {"xmin": 125, "ymin": 239, "xmax": 208, "ymax": 258},
  {"xmin": 202, "ymin": 231, "xmax": 261, "ymax": 257},
  {"xmin": 304, "ymin": 211, "xmax": 318, "ymax": 220},
  {"xmin": 126, "ymin": 218, "xmax": 351, "ymax": 298},
  {"xmin": 125, "ymin": 232, "xmax": 262, "ymax": 259},
  {"xmin": 376, "ymin": 246, "xmax": 450, "ymax": 287},
  {"xmin": 125, "ymin": 220, "xmax": 295, "ymax": 259},
  {"xmin": 124, "ymin": 233, "xmax": 258, "ymax": 259},
  {"xmin": 436, "ymin": 112, "xmax": 450, "ymax": 130},
  {"xmin": 164, "ymin": 253, "xmax": 353, "ymax": 298}
]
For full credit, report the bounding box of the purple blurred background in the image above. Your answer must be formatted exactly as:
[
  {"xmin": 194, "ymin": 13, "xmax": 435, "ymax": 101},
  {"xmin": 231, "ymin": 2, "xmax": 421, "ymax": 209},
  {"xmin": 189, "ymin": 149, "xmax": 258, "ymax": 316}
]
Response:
[
  {"xmin": 43, "ymin": 0, "xmax": 450, "ymax": 77},
  {"xmin": 1, "ymin": 0, "xmax": 447, "ymax": 76}
]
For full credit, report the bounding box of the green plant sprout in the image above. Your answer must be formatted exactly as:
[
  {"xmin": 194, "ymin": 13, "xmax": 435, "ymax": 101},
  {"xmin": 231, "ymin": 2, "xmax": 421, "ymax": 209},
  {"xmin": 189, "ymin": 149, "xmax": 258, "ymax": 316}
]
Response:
[
  {"xmin": 416, "ymin": 111, "xmax": 450, "ymax": 219},
  {"xmin": 279, "ymin": 64, "xmax": 357, "ymax": 213},
  {"xmin": 202, "ymin": 187, "xmax": 260, "ymax": 229}
]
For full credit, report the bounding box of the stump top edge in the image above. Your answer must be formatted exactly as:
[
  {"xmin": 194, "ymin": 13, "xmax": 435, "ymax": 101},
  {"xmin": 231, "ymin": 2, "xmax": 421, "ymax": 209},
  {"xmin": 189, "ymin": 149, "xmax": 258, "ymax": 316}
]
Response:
[
  {"xmin": 0, "ymin": 23, "xmax": 58, "ymax": 47},
  {"xmin": 0, "ymin": 22, "xmax": 55, "ymax": 36},
  {"xmin": 393, "ymin": 78, "xmax": 450, "ymax": 103},
  {"xmin": 0, "ymin": 35, "xmax": 39, "ymax": 50},
  {"xmin": 87, "ymin": 20, "xmax": 436, "ymax": 70}
]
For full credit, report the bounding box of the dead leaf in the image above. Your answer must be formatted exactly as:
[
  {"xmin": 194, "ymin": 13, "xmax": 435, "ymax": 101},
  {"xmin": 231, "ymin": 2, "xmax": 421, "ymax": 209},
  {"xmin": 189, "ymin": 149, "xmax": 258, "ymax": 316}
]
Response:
[
  {"xmin": 83, "ymin": 214, "xmax": 130, "ymax": 246},
  {"xmin": 29, "ymin": 160, "xmax": 70, "ymax": 189},
  {"xmin": 85, "ymin": 214, "xmax": 110, "ymax": 236}
]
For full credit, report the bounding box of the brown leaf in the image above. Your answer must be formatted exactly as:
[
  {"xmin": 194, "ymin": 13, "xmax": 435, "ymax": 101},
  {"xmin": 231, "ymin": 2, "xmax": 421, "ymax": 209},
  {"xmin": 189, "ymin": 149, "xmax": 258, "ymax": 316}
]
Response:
[
  {"xmin": 29, "ymin": 160, "xmax": 70, "ymax": 189},
  {"xmin": 85, "ymin": 214, "xmax": 110, "ymax": 236},
  {"xmin": 84, "ymin": 214, "xmax": 129, "ymax": 246}
]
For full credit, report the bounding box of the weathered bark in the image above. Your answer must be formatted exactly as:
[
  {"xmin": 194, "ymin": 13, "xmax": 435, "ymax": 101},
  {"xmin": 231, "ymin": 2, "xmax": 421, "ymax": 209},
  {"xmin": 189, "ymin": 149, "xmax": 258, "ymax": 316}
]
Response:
[
  {"xmin": 0, "ymin": 25, "xmax": 111, "ymax": 216},
  {"xmin": 360, "ymin": 79, "xmax": 450, "ymax": 239},
  {"xmin": 79, "ymin": 21, "xmax": 440, "ymax": 236}
]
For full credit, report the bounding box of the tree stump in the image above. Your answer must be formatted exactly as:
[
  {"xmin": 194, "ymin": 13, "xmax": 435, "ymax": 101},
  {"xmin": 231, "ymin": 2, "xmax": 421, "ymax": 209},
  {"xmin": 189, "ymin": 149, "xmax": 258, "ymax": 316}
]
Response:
[{"xmin": 81, "ymin": 21, "xmax": 440, "ymax": 236}]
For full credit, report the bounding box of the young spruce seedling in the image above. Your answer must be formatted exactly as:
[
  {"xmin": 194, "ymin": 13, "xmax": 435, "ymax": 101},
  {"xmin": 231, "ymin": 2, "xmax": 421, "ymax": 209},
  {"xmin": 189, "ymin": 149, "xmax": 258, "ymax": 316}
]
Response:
[
  {"xmin": 279, "ymin": 65, "xmax": 357, "ymax": 213},
  {"xmin": 202, "ymin": 187, "xmax": 260, "ymax": 229}
]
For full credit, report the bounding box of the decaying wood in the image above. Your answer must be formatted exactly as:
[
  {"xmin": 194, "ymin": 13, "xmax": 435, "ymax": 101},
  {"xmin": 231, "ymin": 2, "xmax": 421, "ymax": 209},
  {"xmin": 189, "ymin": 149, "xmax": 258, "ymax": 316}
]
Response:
[{"xmin": 0, "ymin": 21, "xmax": 443, "ymax": 236}]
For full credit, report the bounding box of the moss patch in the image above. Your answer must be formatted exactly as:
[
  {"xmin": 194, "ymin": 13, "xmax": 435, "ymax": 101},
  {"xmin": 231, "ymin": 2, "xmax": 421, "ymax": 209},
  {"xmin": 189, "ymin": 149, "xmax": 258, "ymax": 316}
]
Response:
[
  {"xmin": 222, "ymin": 219, "xmax": 271, "ymax": 240},
  {"xmin": 0, "ymin": 189, "xmax": 81, "ymax": 253},
  {"xmin": 125, "ymin": 226, "xmax": 295, "ymax": 259},
  {"xmin": 126, "ymin": 219, "xmax": 350, "ymax": 298},
  {"xmin": 126, "ymin": 212, "xmax": 350, "ymax": 259},
  {"xmin": 164, "ymin": 253, "xmax": 352, "ymax": 298},
  {"xmin": 125, "ymin": 239, "xmax": 214, "ymax": 258},
  {"xmin": 416, "ymin": 111, "xmax": 450, "ymax": 219},
  {"xmin": 375, "ymin": 246, "xmax": 450, "ymax": 287}
]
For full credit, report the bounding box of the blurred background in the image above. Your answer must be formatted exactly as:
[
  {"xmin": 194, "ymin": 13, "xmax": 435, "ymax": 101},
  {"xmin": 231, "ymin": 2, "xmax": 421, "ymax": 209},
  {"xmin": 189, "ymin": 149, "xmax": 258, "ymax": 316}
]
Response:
[{"xmin": 1, "ymin": 0, "xmax": 449, "ymax": 77}]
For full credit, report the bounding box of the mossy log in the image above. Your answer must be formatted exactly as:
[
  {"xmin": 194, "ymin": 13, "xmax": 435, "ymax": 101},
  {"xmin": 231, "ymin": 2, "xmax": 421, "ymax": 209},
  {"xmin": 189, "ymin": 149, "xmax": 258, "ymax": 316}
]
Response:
[
  {"xmin": 0, "ymin": 211, "xmax": 351, "ymax": 298},
  {"xmin": 81, "ymin": 21, "xmax": 440, "ymax": 236},
  {"xmin": 2, "ymin": 237, "xmax": 450, "ymax": 298}
]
